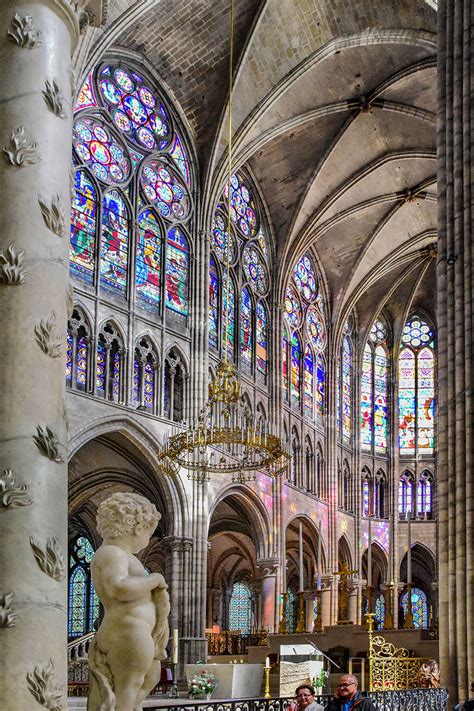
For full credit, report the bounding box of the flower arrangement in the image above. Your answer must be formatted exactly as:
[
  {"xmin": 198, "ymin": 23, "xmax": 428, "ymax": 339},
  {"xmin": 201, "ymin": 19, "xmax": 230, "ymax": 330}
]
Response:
[
  {"xmin": 312, "ymin": 669, "xmax": 328, "ymax": 690},
  {"xmin": 188, "ymin": 669, "xmax": 217, "ymax": 698}
]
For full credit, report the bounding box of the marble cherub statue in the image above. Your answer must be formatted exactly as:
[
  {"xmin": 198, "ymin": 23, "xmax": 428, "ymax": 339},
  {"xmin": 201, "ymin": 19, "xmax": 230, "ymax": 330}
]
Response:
[{"xmin": 87, "ymin": 492, "xmax": 170, "ymax": 711}]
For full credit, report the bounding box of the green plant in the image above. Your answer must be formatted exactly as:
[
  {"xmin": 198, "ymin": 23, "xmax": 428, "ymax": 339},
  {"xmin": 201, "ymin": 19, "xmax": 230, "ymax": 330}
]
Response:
[
  {"xmin": 188, "ymin": 669, "xmax": 217, "ymax": 697},
  {"xmin": 312, "ymin": 669, "xmax": 328, "ymax": 689}
]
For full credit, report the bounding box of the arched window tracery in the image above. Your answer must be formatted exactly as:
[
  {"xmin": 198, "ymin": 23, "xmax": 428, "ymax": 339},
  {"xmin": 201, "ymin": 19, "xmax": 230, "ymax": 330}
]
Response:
[
  {"xmin": 341, "ymin": 334, "xmax": 353, "ymax": 444},
  {"xmin": 362, "ymin": 467, "xmax": 372, "ymax": 517},
  {"xmin": 133, "ymin": 336, "xmax": 158, "ymax": 412},
  {"xmin": 228, "ymin": 581, "xmax": 252, "ymax": 632},
  {"xmin": 96, "ymin": 322, "xmax": 124, "ymax": 402},
  {"xmin": 67, "ymin": 307, "xmax": 92, "ymax": 391},
  {"xmin": 360, "ymin": 319, "xmax": 388, "ymax": 453},
  {"xmin": 398, "ymin": 316, "xmax": 435, "ymax": 454},
  {"xmin": 399, "ymin": 471, "xmax": 414, "ymax": 516},
  {"xmin": 71, "ymin": 61, "xmax": 193, "ymax": 318},
  {"xmin": 208, "ymin": 173, "xmax": 270, "ymax": 380},
  {"xmin": 164, "ymin": 349, "xmax": 187, "ymax": 422},
  {"xmin": 400, "ymin": 587, "xmax": 428, "ymax": 628},
  {"xmin": 68, "ymin": 534, "xmax": 99, "ymax": 638},
  {"xmin": 417, "ymin": 470, "xmax": 433, "ymax": 519}
]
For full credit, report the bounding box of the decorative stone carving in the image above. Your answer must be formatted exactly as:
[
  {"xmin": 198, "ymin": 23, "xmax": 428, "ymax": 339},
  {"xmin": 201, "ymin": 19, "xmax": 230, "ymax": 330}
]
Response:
[
  {"xmin": 42, "ymin": 79, "xmax": 67, "ymax": 119},
  {"xmin": 30, "ymin": 537, "xmax": 65, "ymax": 581},
  {"xmin": 0, "ymin": 468, "xmax": 32, "ymax": 509},
  {"xmin": 3, "ymin": 127, "xmax": 40, "ymax": 167},
  {"xmin": 26, "ymin": 659, "xmax": 64, "ymax": 710},
  {"xmin": 0, "ymin": 592, "xmax": 19, "ymax": 628},
  {"xmin": 0, "ymin": 243, "xmax": 27, "ymax": 285},
  {"xmin": 34, "ymin": 312, "xmax": 62, "ymax": 358},
  {"xmin": 33, "ymin": 425, "xmax": 64, "ymax": 463},
  {"xmin": 38, "ymin": 195, "xmax": 66, "ymax": 237},
  {"xmin": 7, "ymin": 13, "xmax": 43, "ymax": 48},
  {"xmin": 88, "ymin": 492, "xmax": 170, "ymax": 710}
]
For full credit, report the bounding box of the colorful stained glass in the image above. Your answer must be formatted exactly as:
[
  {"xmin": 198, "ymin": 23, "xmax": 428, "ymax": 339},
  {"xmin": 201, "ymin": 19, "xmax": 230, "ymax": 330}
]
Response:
[
  {"xmin": 113, "ymin": 350, "xmax": 120, "ymax": 399},
  {"xmin": 144, "ymin": 361, "xmax": 155, "ymax": 408},
  {"xmin": 243, "ymin": 245, "xmax": 268, "ymax": 295},
  {"xmin": 98, "ymin": 63, "xmax": 172, "ymax": 151},
  {"xmin": 417, "ymin": 347, "xmax": 434, "ymax": 452},
  {"xmin": 96, "ymin": 340, "xmax": 105, "ymax": 391},
  {"xmin": 222, "ymin": 271, "xmax": 235, "ymax": 359},
  {"xmin": 286, "ymin": 588, "xmax": 297, "ymax": 633},
  {"xmin": 282, "ymin": 329, "xmax": 289, "ymax": 393},
  {"xmin": 342, "ymin": 336, "xmax": 352, "ymax": 443},
  {"xmin": 256, "ymin": 301, "xmax": 268, "ymax": 375},
  {"xmin": 89, "ymin": 587, "xmax": 100, "ymax": 632},
  {"xmin": 401, "ymin": 587, "xmax": 428, "ymax": 628},
  {"xmin": 362, "ymin": 479, "xmax": 370, "ymax": 516},
  {"xmin": 284, "ymin": 285, "xmax": 302, "ymax": 328},
  {"xmin": 68, "ymin": 535, "xmax": 98, "ymax": 638},
  {"xmin": 133, "ymin": 357, "xmax": 140, "ymax": 402},
  {"xmin": 375, "ymin": 593, "xmax": 386, "ymax": 630},
  {"xmin": 401, "ymin": 319, "xmax": 433, "ymax": 348},
  {"xmin": 77, "ymin": 336, "xmax": 88, "ymax": 386},
  {"xmin": 224, "ymin": 173, "xmax": 257, "ymax": 237},
  {"xmin": 256, "ymin": 226, "xmax": 268, "ymax": 257},
  {"xmin": 212, "ymin": 212, "xmax": 237, "ymax": 263},
  {"xmin": 370, "ymin": 319, "xmax": 387, "ymax": 343},
  {"xmin": 316, "ymin": 354, "xmax": 325, "ymax": 416},
  {"xmin": 73, "ymin": 117, "xmax": 131, "ymax": 184},
  {"xmin": 304, "ymin": 345, "xmax": 314, "ymax": 414},
  {"xmin": 399, "ymin": 474, "xmax": 413, "ymax": 514},
  {"xmin": 141, "ymin": 160, "xmax": 191, "ymax": 222},
  {"xmin": 374, "ymin": 345, "xmax": 388, "ymax": 452},
  {"xmin": 75, "ymin": 71, "xmax": 98, "ymax": 111},
  {"xmin": 69, "ymin": 567, "xmax": 87, "ymax": 637},
  {"xmin": 170, "ymin": 134, "xmax": 190, "ymax": 186},
  {"xmin": 228, "ymin": 582, "xmax": 252, "ymax": 632},
  {"xmin": 166, "ymin": 227, "xmax": 189, "ymax": 316},
  {"xmin": 306, "ymin": 304, "xmax": 326, "ymax": 351},
  {"xmin": 66, "ymin": 332, "xmax": 73, "ymax": 381},
  {"xmin": 293, "ymin": 255, "xmax": 317, "ymax": 301},
  {"xmin": 291, "ymin": 331, "xmax": 301, "ymax": 402},
  {"xmin": 76, "ymin": 536, "xmax": 95, "ymax": 562},
  {"xmin": 360, "ymin": 344, "xmax": 372, "ymax": 450},
  {"xmin": 136, "ymin": 209, "xmax": 162, "ymax": 308},
  {"xmin": 209, "ymin": 256, "xmax": 219, "ymax": 349},
  {"xmin": 70, "ymin": 170, "xmax": 97, "ymax": 283},
  {"xmin": 399, "ymin": 348, "xmax": 416, "ymax": 453},
  {"xmin": 417, "ymin": 474, "xmax": 432, "ymax": 514},
  {"xmin": 100, "ymin": 190, "xmax": 129, "ymax": 294},
  {"xmin": 240, "ymin": 287, "xmax": 253, "ymax": 369}
]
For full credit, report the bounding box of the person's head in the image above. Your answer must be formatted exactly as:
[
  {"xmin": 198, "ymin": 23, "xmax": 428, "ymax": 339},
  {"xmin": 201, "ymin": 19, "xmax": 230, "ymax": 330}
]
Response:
[
  {"xmin": 335, "ymin": 674, "xmax": 358, "ymax": 700},
  {"xmin": 295, "ymin": 684, "xmax": 316, "ymax": 709},
  {"xmin": 96, "ymin": 492, "xmax": 160, "ymax": 551}
]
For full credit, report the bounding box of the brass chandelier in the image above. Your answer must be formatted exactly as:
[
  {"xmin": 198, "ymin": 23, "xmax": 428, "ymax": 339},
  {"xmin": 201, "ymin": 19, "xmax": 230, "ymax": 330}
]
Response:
[{"xmin": 158, "ymin": 0, "xmax": 289, "ymax": 484}]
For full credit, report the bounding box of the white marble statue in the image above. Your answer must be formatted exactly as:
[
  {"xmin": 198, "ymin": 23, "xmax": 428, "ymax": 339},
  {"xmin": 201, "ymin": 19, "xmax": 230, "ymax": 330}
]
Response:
[{"xmin": 87, "ymin": 492, "xmax": 170, "ymax": 711}]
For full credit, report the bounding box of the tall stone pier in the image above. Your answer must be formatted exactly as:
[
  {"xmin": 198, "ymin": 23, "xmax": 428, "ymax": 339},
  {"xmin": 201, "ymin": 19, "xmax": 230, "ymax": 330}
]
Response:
[
  {"xmin": 437, "ymin": 0, "xmax": 474, "ymax": 705},
  {"xmin": 0, "ymin": 2, "xmax": 79, "ymax": 708}
]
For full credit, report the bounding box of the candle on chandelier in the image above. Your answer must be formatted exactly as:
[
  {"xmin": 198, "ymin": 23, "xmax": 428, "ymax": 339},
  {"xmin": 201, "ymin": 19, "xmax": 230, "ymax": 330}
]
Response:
[{"xmin": 265, "ymin": 656, "xmax": 271, "ymax": 669}]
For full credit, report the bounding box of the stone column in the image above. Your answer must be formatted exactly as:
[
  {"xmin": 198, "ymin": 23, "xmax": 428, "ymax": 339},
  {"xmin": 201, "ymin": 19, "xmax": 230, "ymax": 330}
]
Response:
[
  {"xmin": 437, "ymin": 1, "xmax": 474, "ymax": 704},
  {"xmin": 257, "ymin": 559, "xmax": 278, "ymax": 632},
  {"xmin": 320, "ymin": 575, "xmax": 333, "ymax": 628},
  {"xmin": 0, "ymin": 2, "xmax": 80, "ymax": 709}
]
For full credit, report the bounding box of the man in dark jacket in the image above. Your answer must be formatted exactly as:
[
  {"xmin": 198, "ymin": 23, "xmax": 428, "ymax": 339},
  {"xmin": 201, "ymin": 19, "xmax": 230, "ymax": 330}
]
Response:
[{"xmin": 326, "ymin": 675, "xmax": 376, "ymax": 711}]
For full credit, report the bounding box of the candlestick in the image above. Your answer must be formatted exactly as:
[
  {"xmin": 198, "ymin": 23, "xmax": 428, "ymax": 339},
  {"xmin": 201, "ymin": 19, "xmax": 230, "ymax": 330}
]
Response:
[
  {"xmin": 172, "ymin": 628, "xmax": 179, "ymax": 664},
  {"xmin": 264, "ymin": 665, "xmax": 271, "ymax": 698},
  {"xmin": 299, "ymin": 521, "xmax": 304, "ymax": 592},
  {"xmin": 265, "ymin": 656, "xmax": 270, "ymax": 669}
]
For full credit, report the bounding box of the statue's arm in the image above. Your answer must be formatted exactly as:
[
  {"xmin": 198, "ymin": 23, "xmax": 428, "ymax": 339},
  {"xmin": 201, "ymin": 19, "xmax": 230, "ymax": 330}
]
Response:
[{"xmin": 94, "ymin": 547, "xmax": 167, "ymax": 602}]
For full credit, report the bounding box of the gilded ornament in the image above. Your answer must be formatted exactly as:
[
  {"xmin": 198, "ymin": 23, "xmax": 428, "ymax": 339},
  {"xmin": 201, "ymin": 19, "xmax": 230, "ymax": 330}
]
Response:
[
  {"xmin": 0, "ymin": 468, "xmax": 32, "ymax": 509},
  {"xmin": 7, "ymin": 14, "xmax": 43, "ymax": 48},
  {"xmin": 38, "ymin": 195, "xmax": 67, "ymax": 237},
  {"xmin": 30, "ymin": 537, "xmax": 65, "ymax": 581},
  {"xmin": 42, "ymin": 79, "xmax": 67, "ymax": 119},
  {"xmin": 3, "ymin": 127, "xmax": 40, "ymax": 167},
  {"xmin": 26, "ymin": 659, "xmax": 64, "ymax": 711},
  {"xmin": 0, "ymin": 243, "xmax": 28, "ymax": 285},
  {"xmin": 33, "ymin": 425, "xmax": 64, "ymax": 463},
  {"xmin": 34, "ymin": 312, "xmax": 62, "ymax": 358},
  {"xmin": 0, "ymin": 592, "xmax": 19, "ymax": 628}
]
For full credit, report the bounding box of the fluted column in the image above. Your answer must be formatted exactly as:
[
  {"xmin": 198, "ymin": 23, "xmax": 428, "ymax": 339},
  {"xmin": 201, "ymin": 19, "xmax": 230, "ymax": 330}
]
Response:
[
  {"xmin": 257, "ymin": 559, "xmax": 278, "ymax": 632},
  {"xmin": 437, "ymin": 1, "xmax": 474, "ymax": 705},
  {"xmin": 0, "ymin": 2, "xmax": 80, "ymax": 709}
]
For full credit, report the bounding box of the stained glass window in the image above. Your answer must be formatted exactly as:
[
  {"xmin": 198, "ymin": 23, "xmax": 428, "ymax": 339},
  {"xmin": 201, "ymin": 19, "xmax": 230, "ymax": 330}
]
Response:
[
  {"xmin": 286, "ymin": 587, "xmax": 297, "ymax": 633},
  {"xmin": 73, "ymin": 117, "xmax": 131, "ymax": 184},
  {"xmin": 374, "ymin": 345, "xmax": 388, "ymax": 452},
  {"xmin": 399, "ymin": 317, "xmax": 435, "ymax": 454},
  {"xmin": 240, "ymin": 287, "xmax": 253, "ymax": 369},
  {"xmin": 417, "ymin": 472, "xmax": 432, "ymax": 516},
  {"xmin": 291, "ymin": 332, "xmax": 301, "ymax": 402},
  {"xmin": 222, "ymin": 271, "xmax": 235, "ymax": 359},
  {"xmin": 316, "ymin": 354, "xmax": 325, "ymax": 416},
  {"xmin": 140, "ymin": 160, "xmax": 191, "ymax": 222},
  {"xmin": 96, "ymin": 339, "xmax": 106, "ymax": 392},
  {"xmin": 256, "ymin": 301, "xmax": 268, "ymax": 376},
  {"xmin": 228, "ymin": 582, "xmax": 252, "ymax": 632},
  {"xmin": 361, "ymin": 325, "xmax": 388, "ymax": 453},
  {"xmin": 399, "ymin": 473, "xmax": 413, "ymax": 515},
  {"xmin": 361, "ymin": 344, "xmax": 373, "ymax": 450},
  {"xmin": 113, "ymin": 349, "xmax": 121, "ymax": 400},
  {"xmin": 243, "ymin": 245, "xmax": 268, "ymax": 295},
  {"xmin": 209, "ymin": 257, "xmax": 219, "ymax": 349},
  {"xmin": 401, "ymin": 587, "xmax": 428, "ymax": 628},
  {"xmin": 282, "ymin": 328, "xmax": 289, "ymax": 394},
  {"xmin": 362, "ymin": 478, "xmax": 370, "ymax": 517},
  {"xmin": 66, "ymin": 333, "xmax": 73, "ymax": 381},
  {"xmin": 136, "ymin": 209, "xmax": 162, "ymax": 309},
  {"xmin": 284, "ymin": 285, "xmax": 302, "ymax": 328},
  {"xmin": 294, "ymin": 255, "xmax": 317, "ymax": 301},
  {"xmin": 100, "ymin": 190, "xmax": 129, "ymax": 294},
  {"xmin": 166, "ymin": 227, "xmax": 189, "ymax": 316},
  {"xmin": 342, "ymin": 336, "xmax": 352, "ymax": 443},
  {"xmin": 304, "ymin": 345, "xmax": 314, "ymax": 414},
  {"xmin": 70, "ymin": 170, "xmax": 97, "ymax": 283},
  {"xmin": 224, "ymin": 173, "xmax": 257, "ymax": 237},
  {"xmin": 170, "ymin": 134, "xmax": 191, "ymax": 186},
  {"xmin": 133, "ymin": 357, "xmax": 140, "ymax": 403},
  {"xmin": 306, "ymin": 304, "xmax": 325, "ymax": 351},
  {"xmin": 375, "ymin": 593, "xmax": 386, "ymax": 630},
  {"xmin": 68, "ymin": 535, "xmax": 99, "ymax": 638},
  {"xmin": 212, "ymin": 212, "xmax": 236, "ymax": 263},
  {"xmin": 77, "ymin": 337, "xmax": 88, "ymax": 387}
]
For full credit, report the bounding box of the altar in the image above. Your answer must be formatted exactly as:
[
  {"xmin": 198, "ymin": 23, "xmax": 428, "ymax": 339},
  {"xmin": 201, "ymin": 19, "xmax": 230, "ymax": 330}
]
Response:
[{"xmin": 185, "ymin": 664, "xmax": 264, "ymax": 700}]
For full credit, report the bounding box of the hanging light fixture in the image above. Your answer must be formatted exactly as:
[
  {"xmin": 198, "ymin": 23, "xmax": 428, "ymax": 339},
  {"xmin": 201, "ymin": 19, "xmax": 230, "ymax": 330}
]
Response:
[{"xmin": 158, "ymin": 0, "xmax": 289, "ymax": 484}]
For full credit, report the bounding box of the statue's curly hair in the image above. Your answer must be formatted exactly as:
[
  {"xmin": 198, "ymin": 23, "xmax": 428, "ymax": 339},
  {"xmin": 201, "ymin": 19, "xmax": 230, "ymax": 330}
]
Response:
[{"xmin": 96, "ymin": 492, "xmax": 160, "ymax": 539}]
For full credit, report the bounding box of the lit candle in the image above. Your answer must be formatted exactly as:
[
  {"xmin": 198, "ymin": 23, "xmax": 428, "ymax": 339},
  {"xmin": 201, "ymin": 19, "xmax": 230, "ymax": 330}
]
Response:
[
  {"xmin": 299, "ymin": 522, "xmax": 304, "ymax": 592},
  {"xmin": 265, "ymin": 656, "xmax": 271, "ymax": 669},
  {"xmin": 172, "ymin": 628, "xmax": 179, "ymax": 664},
  {"xmin": 367, "ymin": 516, "xmax": 372, "ymax": 588},
  {"xmin": 407, "ymin": 511, "xmax": 412, "ymax": 584},
  {"xmin": 317, "ymin": 521, "xmax": 322, "ymax": 590}
]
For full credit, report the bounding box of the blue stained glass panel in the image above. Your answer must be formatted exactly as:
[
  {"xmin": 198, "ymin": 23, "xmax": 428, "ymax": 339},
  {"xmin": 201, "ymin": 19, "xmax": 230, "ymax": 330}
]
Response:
[
  {"xmin": 375, "ymin": 593, "xmax": 386, "ymax": 630},
  {"xmin": 291, "ymin": 331, "xmax": 301, "ymax": 402},
  {"xmin": 133, "ymin": 358, "xmax": 140, "ymax": 402},
  {"xmin": 256, "ymin": 301, "xmax": 268, "ymax": 375},
  {"xmin": 96, "ymin": 341, "xmax": 105, "ymax": 391},
  {"xmin": 222, "ymin": 271, "xmax": 235, "ymax": 359},
  {"xmin": 136, "ymin": 209, "xmax": 162, "ymax": 309},
  {"xmin": 100, "ymin": 190, "xmax": 129, "ymax": 295},
  {"xmin": 166, "ymin": 227, "xmax": 189, "ymax": 316},
  {"xmin": 240, "ymin": 287, "xmax": 253, "ymax": 369},
  {"xmin": 316, "ymin": 353, "xmax": 325, "ymax": 416},
  {"xmin": 401, "ymin": 587, "xmax": 428, "ymax": 628},
  {"xmin": 228, "ymin": 582, "xmax": 252, "ymax": 632},
  {"xmin": 304, "ymin": 345, "xmax": 314, "ymax": 414},
  {"xmin": 66, "ymin": 332, "xmax": 73, "ymax": 381},
  {"xmin": 70, "ymin": 170, "xmax": 97, "ymax": 283},
  {"xmin": 143, "ymin": 361, "xmax": 154, "ymax": 408},
  {"xmin": 209, "ymin": 257, "xmax": 219, "ymax": 349},
  {"xmin": 69, "ymin": 567, "xmax": 87, "ymax": 637}
]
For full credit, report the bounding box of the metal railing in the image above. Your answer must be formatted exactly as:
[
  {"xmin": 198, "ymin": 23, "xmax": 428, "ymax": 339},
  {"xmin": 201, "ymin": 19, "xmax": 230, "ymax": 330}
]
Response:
[{"xmin": 205, "ymin": 631, "xmax": 267, "ymax": 656}]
